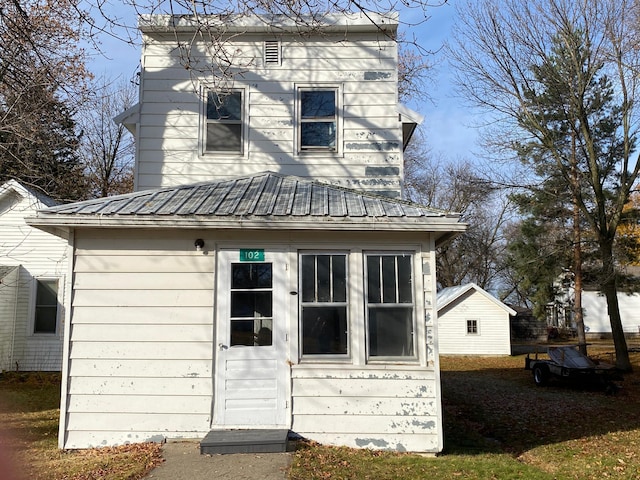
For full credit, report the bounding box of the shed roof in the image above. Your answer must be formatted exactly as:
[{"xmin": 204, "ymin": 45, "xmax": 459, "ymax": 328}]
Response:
[
  {"xmin": 27, "ymin": 172, "xmax": 466, "ymax": 244},
  {"xmin": 437, "ymin": 283, "xmax": 517, "ymax": 316}
]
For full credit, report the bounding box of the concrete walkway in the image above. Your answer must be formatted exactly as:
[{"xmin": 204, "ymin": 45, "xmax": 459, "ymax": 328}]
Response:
[{"xmin": 143, "ymin": 441, "xmax": 292, "ymax": 480}]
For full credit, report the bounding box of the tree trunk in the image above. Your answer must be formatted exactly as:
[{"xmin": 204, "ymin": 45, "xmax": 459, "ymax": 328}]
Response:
[
  {"xmin": 600, "ymin": 240, "xmax": 632, "ymax": 372},
  {"xmin": 571, "ymin": 133, "xmax": 587, "ymax": 356}
]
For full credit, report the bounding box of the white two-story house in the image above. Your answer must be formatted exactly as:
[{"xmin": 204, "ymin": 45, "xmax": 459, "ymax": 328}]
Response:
[{"xmin": 29, "ymin": 12, "xmax": 466, "ymax": 453}]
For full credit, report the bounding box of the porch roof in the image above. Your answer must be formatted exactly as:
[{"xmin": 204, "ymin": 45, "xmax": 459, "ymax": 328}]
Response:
[{"xmin": 27, "ymin": 172, "xmax": 466, "ymax": 245}]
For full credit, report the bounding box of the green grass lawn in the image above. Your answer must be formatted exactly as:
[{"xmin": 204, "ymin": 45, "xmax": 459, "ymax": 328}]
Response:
[{"xmin": 2, "ymin": 345, "xmax": 640, "ymax": 479}]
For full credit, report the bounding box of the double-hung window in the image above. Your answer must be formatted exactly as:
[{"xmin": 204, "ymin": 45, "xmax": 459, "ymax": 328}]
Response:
[
  {"xmin": 467, "ymin": 319, "xmax": 479, "ymax": 335},
  {"xmin": 300, "ymin": 253, "xmax": 348, "ymax": 356},
  {"xmin": 366, "ymin": 254, "xmax": 415, "ymax": 358},
  {"xmin": 298, "ymin": 88, "xmax": 337, "ymax": 152},
  {"xmin": 33, "ymin": 278, "xmax": 59, "ymax": 334},
  {"xmin": 205, "ymin": 90, "xmax": 243, "ymax": 153}
]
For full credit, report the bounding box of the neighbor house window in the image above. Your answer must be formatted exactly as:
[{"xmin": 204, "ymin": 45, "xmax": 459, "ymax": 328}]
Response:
[
  {"xmin": 33, "ymin": 278, "xmax": 59, "ymax": 334},
  {"xmin": 467, "ymin": 319, "xmax": 479, "ymax": 335},
  {"xmin": 298, "ymin": 88, "xmax": 337, "ymax": 152},
  {"xmin": 206, "ymin": 90, "xmax": 243, "ymax": 153},
  {"xmin": 366, "ymin": 253, "xmax": 415, "ymax": 358},
  {"xmin": 300, "ymin": 253, "xmax": 348, "ymax": 356}
]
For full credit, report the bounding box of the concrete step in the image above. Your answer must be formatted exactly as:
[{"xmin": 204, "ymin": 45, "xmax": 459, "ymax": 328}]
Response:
[{"xmin": 200, "ymin": 429, "xmax": 289, "ymax": 455}]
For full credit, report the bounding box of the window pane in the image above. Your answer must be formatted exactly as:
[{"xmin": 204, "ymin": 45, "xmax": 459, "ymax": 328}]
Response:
[
  {"xmin": 231, "ymin": 291, "xmax": 272, "ymax": 318},
  {"xmin": 301, "ymin": 122, "xmax": 335, "ymax": 148},
  {"xmin": 36, "ymin": 280, "xmax": 57, "ymax": 306},
  {"xmin": 301, "ymin": 255, "xmax": 316, "ymax": 302},
  {"xmin": 207, "ymin": 92, "xmax": 242, "ymax": 120},
  {"xmin": 34, "ymin": 280, "xmax": 58, "ymax": 334},
  {"xmin": 316, "ymin": 255, "xmax": 331, "ymax": 302},
  {"xmin": 301, "ymin": 91, "xmax": 335, "ymax": 118},
  {"xmin": 232, "ymin": 264, "xmax": 272, "ymax": 289},
  {"xmin": 367, "ymin": 255, "xmax": 381, "ymax": 303},
  {"xmin": 381, "ymin": 256, "xmax": 396, "ymax": 303},
  {"xmin": 206, "ymin": 123, "xmax": 241, "ymax": 152},
  {"xmin": 397, "ymin": 255, "xmax": 412, "ymax": 303},
  {"xmin": 332, "ymin": 255, "xmax": 346, "ymax": 302},
  {"xmin": 231, "ymin": 319, "xmax": 273, "ymax": 346},
  {"xmin": 302, "ymin": 306, "xmax": 347, "ymax": 354},
  {"xmin": 368, "ymin": 307, "xmax": 413, "ymax": 357}
]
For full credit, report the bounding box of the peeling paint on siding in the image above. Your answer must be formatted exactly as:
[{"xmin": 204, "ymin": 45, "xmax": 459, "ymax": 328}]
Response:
[
  {"xmin": 365, "ymin": 166, "xmax": 400, "ymax": 176},
  {"xmin": 345, "ymin": 141, "xmax": 400, "ymax": 151},
  {"xmin": 363, "ymin": 71, "xmax": 392, "ymax": 80},
  {"xmin": 355, "ymin": 437, "xmax": 389, "ymax": 448}
]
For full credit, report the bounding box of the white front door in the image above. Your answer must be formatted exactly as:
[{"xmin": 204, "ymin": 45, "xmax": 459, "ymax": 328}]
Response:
[{"xmin": 214, "ymin": 249, "xmax": 289, "ymax": 428}]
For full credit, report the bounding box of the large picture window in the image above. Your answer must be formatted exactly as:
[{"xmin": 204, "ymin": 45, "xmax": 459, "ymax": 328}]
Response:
[
  {"xmin": 205, "ymin": 90, "xmax": 243, "ymax": 153},
  {"xmin": 298, "ymin": 89, "xmax": 337, "ymax": 152},
  {"xmin": 366, "ymin": 254, "xmax": 415, "ymax": 358},
  {"xmin": 33, "ymin": 278, "xmax": 59, "ymax": 334},
  {"xmin": 300, "ymin": 253, "xmax": 348, "ymax": 356}
]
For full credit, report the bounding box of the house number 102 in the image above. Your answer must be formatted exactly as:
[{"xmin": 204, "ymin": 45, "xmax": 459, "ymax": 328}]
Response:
[{"xmin": 239, "ymin": 249, "xmax": 265, "ymax": 262}]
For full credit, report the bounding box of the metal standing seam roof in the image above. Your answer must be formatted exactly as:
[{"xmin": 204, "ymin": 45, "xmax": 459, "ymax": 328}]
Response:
[{"xmin": 28, "ymin": 172, "xmax": 465, "ymax": 234}]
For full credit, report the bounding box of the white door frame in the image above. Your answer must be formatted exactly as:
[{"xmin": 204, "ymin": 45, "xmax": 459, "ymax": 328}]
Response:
[{"xmin": 214, "ymin": 248, "xmax": 289, "ymax": 428}]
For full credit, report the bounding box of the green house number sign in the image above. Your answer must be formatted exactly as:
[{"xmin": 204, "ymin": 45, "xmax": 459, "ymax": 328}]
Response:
[{"xmin": 239, "ymin": 249, "xmax": 265, "ymax": 262}]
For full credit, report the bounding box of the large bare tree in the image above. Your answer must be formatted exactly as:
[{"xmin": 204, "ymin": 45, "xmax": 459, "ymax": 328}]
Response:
[
  {"xmin": 0, "ymin": 0, "xmax": 91, "ymax": 201},
  {"xmin": 78, "ymin": 78, "xmax": 136, "ymax": 197},
  {"xmin": 449, "ymin": 0, "xmax": 640, "ymax": 371}
]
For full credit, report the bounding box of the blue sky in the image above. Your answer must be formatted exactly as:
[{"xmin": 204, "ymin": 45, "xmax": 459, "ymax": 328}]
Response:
[{"xmin": 87, "ymin": 2, "xmax": 478, "ymax": 160}]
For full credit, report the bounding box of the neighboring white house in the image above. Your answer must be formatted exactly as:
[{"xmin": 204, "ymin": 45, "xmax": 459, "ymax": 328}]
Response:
[
  {"xmin": 437, "ymin": 283, "xmax": 516, "ymax": 355},
  {"xmin": 582, "ymin": 291, "xmax": 640, "ymax": 337},
  {"xmin": 0, "ymin": 180, "xmax": 68, "ymax": 371},
  {"xmin": 28, "ymin": 13, "xmax": 466, "ymax": 453}
]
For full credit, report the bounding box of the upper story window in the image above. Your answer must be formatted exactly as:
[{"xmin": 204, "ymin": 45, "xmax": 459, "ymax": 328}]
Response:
[
  {"xmin": 365, "ymin": 253, "xmax": 415, "ymax": 358},
  {"xmin": 206, "ymin": 90, "xmax": 243, "ymax": 154},
  {"xmin": 298, "ymin": 88, "xmax": 338, "ymax": 152},
  {"xmin": 33, "ymin": 278, "xmax": 59, "ymax": 334}
]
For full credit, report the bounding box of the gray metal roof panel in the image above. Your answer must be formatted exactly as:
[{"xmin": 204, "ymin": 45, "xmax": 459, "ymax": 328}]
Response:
[{"xmin": 34, "ymin": 172, "xmax": 461, "ymax": 230}]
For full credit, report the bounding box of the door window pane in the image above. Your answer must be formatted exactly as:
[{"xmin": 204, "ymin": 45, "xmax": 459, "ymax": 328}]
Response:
[{"xmin": 230, "ymin": 263, "xmax": 272, "ymax": 347}]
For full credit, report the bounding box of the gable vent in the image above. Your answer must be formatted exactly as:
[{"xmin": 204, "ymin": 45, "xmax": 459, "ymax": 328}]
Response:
[{"xmin": 264, "ymin": 40, "xmax": 281, "ymax": 66}]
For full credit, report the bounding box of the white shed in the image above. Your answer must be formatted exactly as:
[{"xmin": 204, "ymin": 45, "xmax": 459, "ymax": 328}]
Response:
[
  {"xmin": 0, "ymin": 180, "xmax": 68, "ymax": 371},
  {"xmin": 437, "ymin": 283, "xmax": 516, "ymax": 355}
]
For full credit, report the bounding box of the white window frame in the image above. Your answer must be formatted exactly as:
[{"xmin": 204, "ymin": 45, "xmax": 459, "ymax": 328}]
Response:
[
  {"xmin": 296, "ymin": 84, "xmax": 342, "ymax": 155},
  {"xmin": 466, "ymin": 319, "xmax": 480, "ymax": 335},
  {"xmin": 202, "ymin": 88, "xmax": 247, "ymax": 156},
  {"xmin": 298, "ymin": 251, "xmax": 350, "ymax": 361},
  {"xmin": 29, "ymin": 276, "xmax": 61, "ymax": 336},
  {"xmin": 364, "ymin": 252, "xmax": 417, "ymax": 361}
]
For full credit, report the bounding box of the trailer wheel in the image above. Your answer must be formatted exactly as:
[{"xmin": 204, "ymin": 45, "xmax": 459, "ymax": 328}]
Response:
[{"xmin": 533, "ymin": 365, "xmax": 549, "ymax": 386}]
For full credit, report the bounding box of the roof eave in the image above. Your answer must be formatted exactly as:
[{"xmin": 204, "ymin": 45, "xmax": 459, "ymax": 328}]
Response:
[{"xmin": 27, "ymin": 215, "xmax": 467, "ymax": 234}]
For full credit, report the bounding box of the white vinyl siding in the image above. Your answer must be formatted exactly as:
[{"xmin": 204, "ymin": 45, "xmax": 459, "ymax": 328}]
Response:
[
  {"xmin": 582, "ymin": 291, "xmax": 640, "ymax": 335},
  {"xmin": 0, "ymin": 184, "xmax": 67, "ymax": 371},
  {"xmin": 291, "ymin": 366, "xmax": 441, "ymax": 452},
  {"xmin": 62, "ymin": 229, "xmax": 215, "ymax": 448},
  {"xmin": 136, "ymin": 33, "xmax": 401, "ymax": 196}
]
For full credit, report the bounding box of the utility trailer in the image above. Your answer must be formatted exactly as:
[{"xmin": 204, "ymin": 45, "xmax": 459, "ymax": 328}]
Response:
[{"xmin": 525, "ymin": 345, "xmax": 619, "ymax": 389}]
